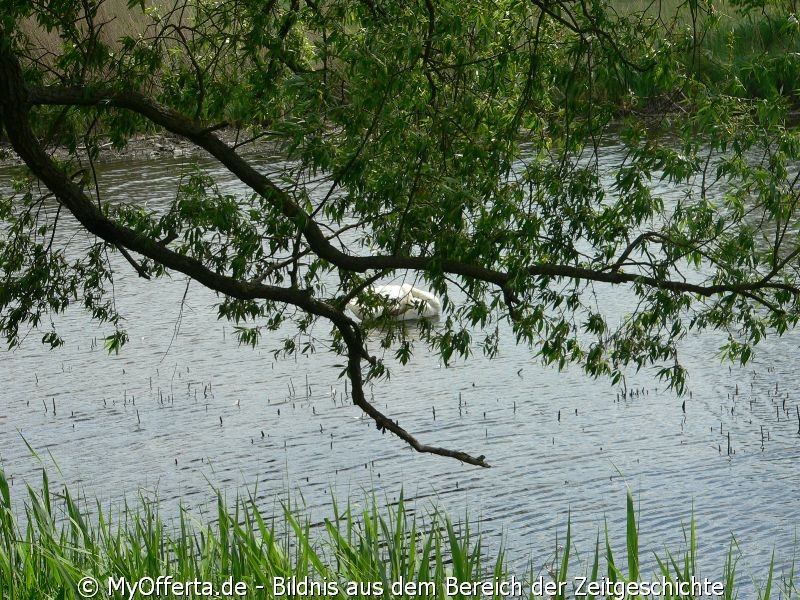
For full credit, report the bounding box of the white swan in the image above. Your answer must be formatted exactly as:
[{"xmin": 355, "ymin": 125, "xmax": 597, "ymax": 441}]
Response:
[{"xmin": 347, "ymin": 284, "xmax": 442, "ymax": 321}]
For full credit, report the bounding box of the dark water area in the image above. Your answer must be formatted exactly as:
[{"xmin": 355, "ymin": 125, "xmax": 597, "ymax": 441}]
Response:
[{"xmin": 1, "ymin": 150, "xmax": 799, "ymax": 592}]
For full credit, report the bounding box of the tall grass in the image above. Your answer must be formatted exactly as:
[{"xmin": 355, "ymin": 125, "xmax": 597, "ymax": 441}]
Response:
[
  {"xmin": 0, "ymin": 465, "xmax": 797, "ymax": 599},
  {"xmin": 602, "ymin": 0, "xmax": 800, "ymax": 108}
]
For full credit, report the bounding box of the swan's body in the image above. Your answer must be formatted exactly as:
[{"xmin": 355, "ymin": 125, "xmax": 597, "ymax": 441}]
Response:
[{"xmin": 347, "ymin": 284, "xmax": 442, "ymax": 321}]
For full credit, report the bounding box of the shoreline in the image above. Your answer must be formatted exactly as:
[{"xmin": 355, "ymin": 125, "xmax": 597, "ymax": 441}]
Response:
[{"xmin": 0, "ymin": 128, "xmax": 275, "ymax": 167}]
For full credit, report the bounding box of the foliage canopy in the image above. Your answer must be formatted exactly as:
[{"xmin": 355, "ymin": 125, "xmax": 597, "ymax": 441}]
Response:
[{"xmin": 2, "ymin": 0, "xmax": 800, "ymax": 465}]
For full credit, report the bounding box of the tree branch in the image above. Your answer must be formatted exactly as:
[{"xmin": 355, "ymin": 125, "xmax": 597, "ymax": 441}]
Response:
[
  {"xmin": 0, "ymin": 42, "xmax": 490, "ymax": 467},
  {"xmin": 22, "ymin": 83, "xmax": 800, "ymax": 303}
]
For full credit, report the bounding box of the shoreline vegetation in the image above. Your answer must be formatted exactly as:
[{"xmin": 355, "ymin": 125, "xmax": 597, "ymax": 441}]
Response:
[
  {"xmin": 0, "ymin": 466, "xmax": 795, "ymax": 599},
  {"xmin": 3, "ymin": 1, "xmax": 800, "ymax": 169},
  {"xmin": 0, "ymin": 128, "xmax": 278, "ymax": 167}
]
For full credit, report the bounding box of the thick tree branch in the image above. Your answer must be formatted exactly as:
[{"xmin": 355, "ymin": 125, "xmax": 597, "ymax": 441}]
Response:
[
  {"xmin": 22, "ymin": 83, "xmax": 800, "ymax": 304},
  {"xmin": 0, "ymin": 42, "xmax": 490, "ymax": 467}
]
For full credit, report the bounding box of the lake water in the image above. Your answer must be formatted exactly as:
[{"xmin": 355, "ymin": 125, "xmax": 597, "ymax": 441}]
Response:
[{"xmin": 1, "ymin": 149, "xmax": 799, "ymax": 592}]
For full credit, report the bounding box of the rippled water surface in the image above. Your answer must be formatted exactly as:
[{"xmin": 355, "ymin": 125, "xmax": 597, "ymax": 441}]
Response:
[{"xmin": 1, "ymin": 150, "xmax": 799, "ymax": 589}]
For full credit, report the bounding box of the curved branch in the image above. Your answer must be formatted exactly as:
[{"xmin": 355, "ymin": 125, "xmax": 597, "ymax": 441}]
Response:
[
  {"xmin": 22, "ymin": 83, "xmax": 800, "ymax": 304},
  {"xmin": 0, "ymin": 42, "xmax": 489, "ymax": 467},
  {"xmin": 338, "ymin": 320, "xmax": 490, "ymax": 467}
]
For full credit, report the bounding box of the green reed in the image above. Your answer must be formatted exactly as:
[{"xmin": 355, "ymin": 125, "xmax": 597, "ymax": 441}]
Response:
[{"xmin": 0, "ymin": 465, "xmax": 797, "ymax": 599}]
